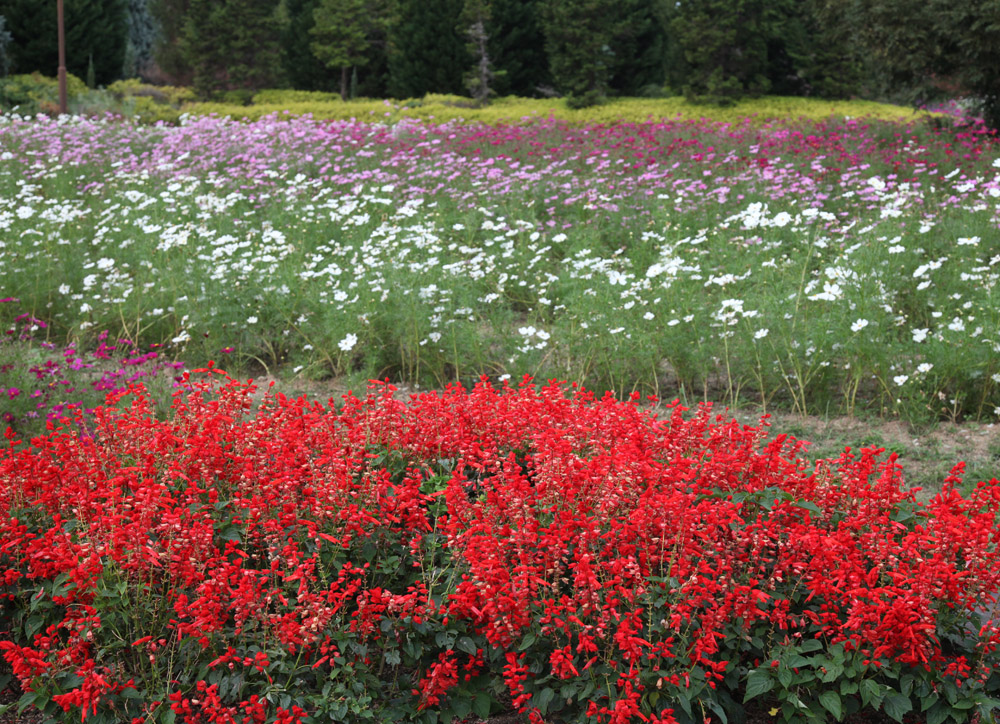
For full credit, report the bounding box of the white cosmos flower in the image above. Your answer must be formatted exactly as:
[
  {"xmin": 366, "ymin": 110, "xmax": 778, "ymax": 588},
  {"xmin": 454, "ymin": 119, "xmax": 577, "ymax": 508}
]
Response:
[
  {"xmin": 947, "ymin": 318, "xmax": 965, "ymax": 332},
  {"xmin": 893, "ymin": 375, "xmax": 909, "ymax": 386},
  {"xmin": 643, "ymin": 312, "xmax": 655, "ymax": 321},
  {"xmin": 851, "ymin": 318, "xmax": 869, "ymax": 332},
  {"xmin": 339, "ymin": 333, "xmax": 358, "ymax": 352},
  {"xmin": 754, "ymin": 328, "xmax": 769, "ymax": 340},
  {"xmin": 912, "ymin": 328, "xmax": 929, "ymax": 343},
  {"xmin": 916, "ymin": 363, "xmax": 933, "ymax": 374},
  {"xmin": 58, "ymin": 284, "xmax": 71, "ymax": 294},
  {"xmin": 246, "ymin": 316, "xmax": 258, "ymax": 324}
]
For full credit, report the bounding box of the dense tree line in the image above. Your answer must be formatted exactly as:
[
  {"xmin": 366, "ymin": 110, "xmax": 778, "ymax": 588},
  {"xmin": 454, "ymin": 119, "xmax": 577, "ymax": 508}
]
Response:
[{"xmin": 0, "ymin": 0, "xmax": 998, "ymax": 124}]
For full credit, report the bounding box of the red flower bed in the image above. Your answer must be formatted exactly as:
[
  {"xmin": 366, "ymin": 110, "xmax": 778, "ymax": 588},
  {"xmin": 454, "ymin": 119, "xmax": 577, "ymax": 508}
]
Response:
[{"xmin": 1, "ymin": 369, "xmax": 999, "ymax": 723}]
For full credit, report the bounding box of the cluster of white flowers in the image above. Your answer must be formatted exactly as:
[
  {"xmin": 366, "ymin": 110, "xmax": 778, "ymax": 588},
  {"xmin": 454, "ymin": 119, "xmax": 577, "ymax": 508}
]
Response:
[{"xmin": 1, "ymin": 114, "xmax": 998, "ymax": 418}]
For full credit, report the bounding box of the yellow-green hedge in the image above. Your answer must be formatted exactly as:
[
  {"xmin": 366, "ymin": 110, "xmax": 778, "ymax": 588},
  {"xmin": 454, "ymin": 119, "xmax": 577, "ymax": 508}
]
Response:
[
  {"xmin": 180, "ymin": 94, "xmax": 939, "ymax": 126},
  {"xmin": 1, "ymin": 74, "xmax": 943, "ymax": 127}
]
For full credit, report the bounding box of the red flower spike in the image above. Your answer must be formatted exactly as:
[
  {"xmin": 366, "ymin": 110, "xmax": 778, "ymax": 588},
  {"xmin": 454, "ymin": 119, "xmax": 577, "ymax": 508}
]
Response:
[{"xmin": 0, "ymin": 373, "xmax": 998, "ymax": 722}]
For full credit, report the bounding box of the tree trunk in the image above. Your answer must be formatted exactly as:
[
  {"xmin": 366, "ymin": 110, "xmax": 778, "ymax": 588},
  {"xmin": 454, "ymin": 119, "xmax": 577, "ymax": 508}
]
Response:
[{"xmin": 340, "ymin": 65, "xmax": 349, "ymax": 101}]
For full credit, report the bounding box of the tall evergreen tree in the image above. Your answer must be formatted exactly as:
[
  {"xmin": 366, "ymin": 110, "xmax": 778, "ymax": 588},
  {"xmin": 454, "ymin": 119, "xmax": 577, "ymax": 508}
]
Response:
[
  {"xmin": 606, "ymin": 0, "xmax": 667, "ymax": 96},
  {"xmin": 0, "ymin": 15, "xmax": 12, "ymax": 78},
  {"xmin": 387, "ymin": 0, "xmax": 467, "ymax": 98},
  {"xmin": 124, "ymin": 0, "xmax": 156, "ymax": 78},
  {"xmin": 182, "ymin": 0, "xmax": 284, "ymax": 97},
  {"xmin": 669, "ymin": 0, "xmax": 784, "ymax": 103},
  {"xmin": 0, "ymin": 0, "xmax": 127, "ymax": 85},
  {"xmin": 149, "ymin": 0, "xmax": 191, "ymax": 83},
  {"xmin": 310, "ymin": 0, "xmax": 388, "ymax": 99},
  {"xmin": 775, "ymin": 0, "xmax": 862, "ymax": 97},
  {"xmin": 539, "ymin": 0, "xmax": 640, "ymax": 106},
  {"xmin": 458, "ymin": 0, "xmax": 499, "ymax": 103},
  {"xmin": 283, "ymin": 0, "xmax": 329, "ymax": 91},
  {"xmin": 486, "ymin": 0, "xmax": 547, "ymax": 96}
]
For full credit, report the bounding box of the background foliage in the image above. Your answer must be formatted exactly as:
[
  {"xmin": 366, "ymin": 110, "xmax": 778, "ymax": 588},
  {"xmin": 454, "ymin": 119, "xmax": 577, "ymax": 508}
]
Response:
[
  {"xmin": 0, "ymin": 0, "xmax": 127, "ymax": 86},
  {"xmin": 1, "ymin": 0, "xmax": 999, "ymax": 124}
]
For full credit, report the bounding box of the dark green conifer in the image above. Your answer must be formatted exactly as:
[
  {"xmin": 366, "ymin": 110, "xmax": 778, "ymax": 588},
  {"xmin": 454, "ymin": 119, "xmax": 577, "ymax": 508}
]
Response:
[
  {"xmin": 387, "ymin": 0, "xmax": 467, "ymax": 98},
  {"xmin": 0, "ymin": 0, "xmax": 127, "ymax": 85},
  {"xmin": 486, "ymin": 0, "xmax": 548, "ymax": 96},
  {"xmin": 182, "ymin": 0, "xmax": 284, "ymax": 97}
]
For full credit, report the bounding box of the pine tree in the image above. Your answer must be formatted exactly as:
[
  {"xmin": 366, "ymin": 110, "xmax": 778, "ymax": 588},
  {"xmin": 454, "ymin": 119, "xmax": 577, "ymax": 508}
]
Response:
[
  {"xmin": 458, "ymin": 0, "xmax": 499, "ymax": 103},
  {"xmin": 539, "ymin": 0, "xmax": 625, "ymax": 106},
  {"xmin": 608, "ymin": 0, "xmax": 668, "ymax": 96},
  {"xmin": 776, "ymin": 0, "xmax": 861, "ymax": 97},
  {"xmin": 669, "ymin": 0, "xmax": 783, "ymax": 104},
  {"xmin": 149, "ymin": 0, "xmax": 191, "ymax": 83},
  {"xmin": 123, "ymin": 0, "xmax": 156, "ymax": 78},
  {"xmin": 387, "ymin": 0, "xmax": 467, "ymax": 98},
  {"xmin": 182, "ymin": 0, "xmax": 284, "ymax": 97},
  {"xmin": 487, "ymin": 0, "xmax": 548, "ymax": 96},
  {"xmin": 0, "ymin": 16, "xmax": 12, "ymax": 78},
  {"xmin": 0, "ymin": 0, "xmax": 127, "ymax": 85},
  {"xmin": 283, "ymin": 0, "xmax": 328, "ymax": 91},
  {"xmin": 310, "ymin": 0, "xmax": 387, "ymax": 100}
]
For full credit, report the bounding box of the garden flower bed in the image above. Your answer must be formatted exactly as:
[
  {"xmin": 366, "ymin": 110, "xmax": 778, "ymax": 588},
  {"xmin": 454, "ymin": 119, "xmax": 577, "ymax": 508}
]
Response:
[
  {"xmin": 1, "ymin": 371, "xmax": 998, "ymax": 723},
  {"xmin": 0, "ymin": 301, "xmax": 184, "ymax": 439},
  {"xmin": 1, "ymin": 113, "xmax": 998, "ymax": 423}
]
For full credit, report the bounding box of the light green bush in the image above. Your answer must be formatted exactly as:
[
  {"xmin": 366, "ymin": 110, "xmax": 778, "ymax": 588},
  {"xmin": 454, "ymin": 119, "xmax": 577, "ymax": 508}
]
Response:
[
  {"xmin": 107, "ymin": 78, "xmax": 196, "ymax": 106},
  {"xmin": 251, "ymin": 88, "xmax": 343, "ymax": 104},
  {"xmin": 0, "ymin": 71, "xmax": 88, "ymax": 114}
]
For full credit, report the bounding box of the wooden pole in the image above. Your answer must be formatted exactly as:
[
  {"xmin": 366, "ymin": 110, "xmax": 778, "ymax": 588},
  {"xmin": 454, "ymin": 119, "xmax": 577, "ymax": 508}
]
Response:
[{"xmin": 57, "ymin": 0, "xmax": 67, "ymax": 114}]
